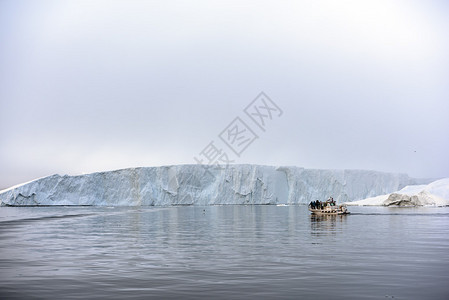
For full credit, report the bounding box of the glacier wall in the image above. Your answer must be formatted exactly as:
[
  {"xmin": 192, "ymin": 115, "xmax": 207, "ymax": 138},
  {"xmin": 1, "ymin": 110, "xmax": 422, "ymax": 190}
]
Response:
[{"xmin": 0, "ymin": 165, "xmax": 429, "ymax": 206}]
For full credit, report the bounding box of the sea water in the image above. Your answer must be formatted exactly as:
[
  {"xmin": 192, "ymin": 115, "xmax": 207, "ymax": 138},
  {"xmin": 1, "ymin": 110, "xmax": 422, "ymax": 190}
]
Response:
[{"xmin": 0, "ymin": 205, "xmax": 448, "ymax": 299}]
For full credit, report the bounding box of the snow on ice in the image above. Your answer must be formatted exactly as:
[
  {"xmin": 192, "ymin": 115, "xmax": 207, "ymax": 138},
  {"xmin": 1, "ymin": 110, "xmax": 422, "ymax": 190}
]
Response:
[{"xmin": 346, "ymin": 178, "xmax": 449, "ymax": 207}]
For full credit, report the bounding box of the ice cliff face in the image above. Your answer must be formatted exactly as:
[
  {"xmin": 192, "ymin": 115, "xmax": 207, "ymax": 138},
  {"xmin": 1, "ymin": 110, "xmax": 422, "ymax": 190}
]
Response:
[{"xmin": 0, "ymin": 165, "xmax": 428, "ymax": 206}]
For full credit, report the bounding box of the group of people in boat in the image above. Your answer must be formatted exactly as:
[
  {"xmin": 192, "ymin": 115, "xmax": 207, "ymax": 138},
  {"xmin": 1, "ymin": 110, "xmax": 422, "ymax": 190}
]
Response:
[
  {"xmin": 308, "ymin": 196, "xmax": 349, "ymax": 214},
  {"xmin": 309, "ymin": 197, "xmax": 336, "ymax": 210}
]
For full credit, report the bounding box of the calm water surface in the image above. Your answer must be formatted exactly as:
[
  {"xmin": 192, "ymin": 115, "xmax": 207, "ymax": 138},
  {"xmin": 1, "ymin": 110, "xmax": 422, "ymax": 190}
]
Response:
[{"xmin": 0, "ymin": 205, "xmax": 448, "ymax": 299}]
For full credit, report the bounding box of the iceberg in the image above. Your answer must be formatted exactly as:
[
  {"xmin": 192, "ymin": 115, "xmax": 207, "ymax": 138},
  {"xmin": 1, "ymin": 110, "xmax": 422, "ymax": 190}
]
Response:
[
  {"xmin": 346, "ymin": 178, "xmax": 449, "ymax": 207},
  {"xmin": 0, "ymin": 164, "xmax": 431, "ymax": 206}
]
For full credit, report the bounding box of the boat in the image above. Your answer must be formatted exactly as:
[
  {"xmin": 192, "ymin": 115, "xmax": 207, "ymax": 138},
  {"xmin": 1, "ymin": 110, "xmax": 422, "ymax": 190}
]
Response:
[{"xmin": 308, "ymin": 199, "xmax": 350, "ymax": 215}]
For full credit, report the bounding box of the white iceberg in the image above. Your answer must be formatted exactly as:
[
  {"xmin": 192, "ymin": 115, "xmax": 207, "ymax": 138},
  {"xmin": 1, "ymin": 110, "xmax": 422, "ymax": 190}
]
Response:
[
  {"xmin": 0, "ymin": 164, "xmax": 430, "ymax": 206},
  {"xmin": 345, "ymin": 178, "xmax": 449, "ymax": 207}
]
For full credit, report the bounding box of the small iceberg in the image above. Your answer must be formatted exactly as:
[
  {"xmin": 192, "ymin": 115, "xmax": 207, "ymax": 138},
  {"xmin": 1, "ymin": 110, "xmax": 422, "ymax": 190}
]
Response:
[{"xmin": 346, "ymin": 178, "xmax": 449, "ymax": 207}]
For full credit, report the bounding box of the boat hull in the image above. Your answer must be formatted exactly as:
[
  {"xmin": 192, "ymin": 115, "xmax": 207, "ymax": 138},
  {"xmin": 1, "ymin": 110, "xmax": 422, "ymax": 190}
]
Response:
[{"xmin": 308, "ymin": 207, "xmax": 350, "ymax": 215}]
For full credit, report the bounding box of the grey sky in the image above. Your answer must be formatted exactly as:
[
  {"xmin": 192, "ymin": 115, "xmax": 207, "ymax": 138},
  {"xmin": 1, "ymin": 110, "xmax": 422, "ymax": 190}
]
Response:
[{"xmin": 1, "ymin": 0, "xmax": 448, "ymax": 189}]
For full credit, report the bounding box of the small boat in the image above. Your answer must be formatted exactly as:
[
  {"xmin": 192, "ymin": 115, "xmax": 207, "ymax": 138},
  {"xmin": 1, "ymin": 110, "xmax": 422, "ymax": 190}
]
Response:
[{"xmin": 308, "ymin": 200, "xmax": 350, "ymax": 215}]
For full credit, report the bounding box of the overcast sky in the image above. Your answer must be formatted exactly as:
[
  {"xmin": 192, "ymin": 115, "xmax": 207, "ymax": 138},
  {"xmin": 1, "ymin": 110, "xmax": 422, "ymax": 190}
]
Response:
[{"xmin": 1, "ymin": 0, "xmax": 448, "ymax": 188}]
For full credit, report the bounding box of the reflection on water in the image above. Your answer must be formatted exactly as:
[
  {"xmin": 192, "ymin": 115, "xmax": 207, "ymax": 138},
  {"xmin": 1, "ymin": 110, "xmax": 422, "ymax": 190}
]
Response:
[
  {"xmin": 0, "ymin": 205, "xmax": 448, "ymax": 299},
  {"xmin": 309, "ymin": 214, "xmax": 348, "ymax": 236}
]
